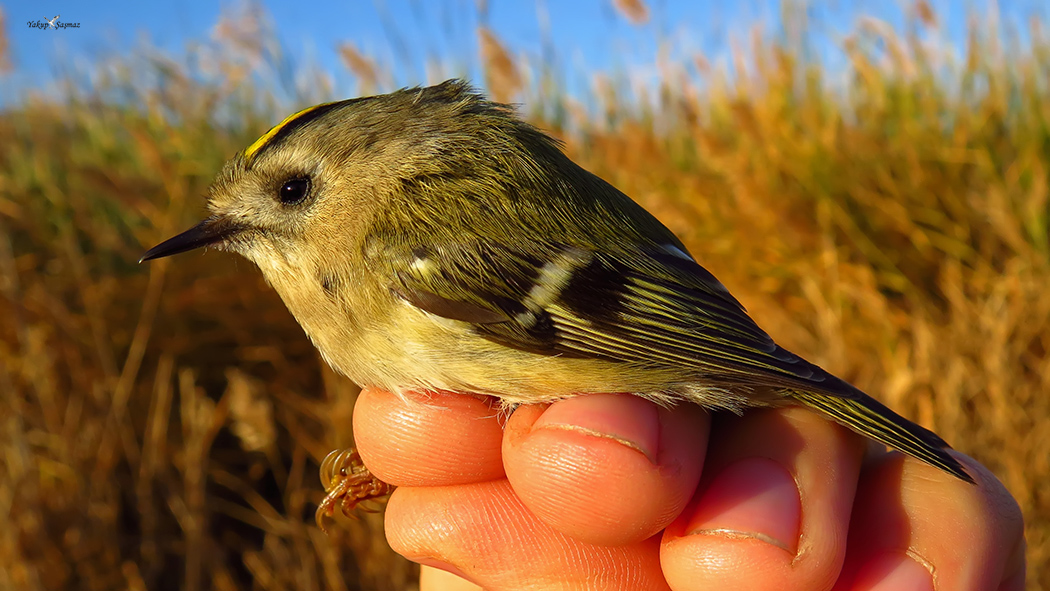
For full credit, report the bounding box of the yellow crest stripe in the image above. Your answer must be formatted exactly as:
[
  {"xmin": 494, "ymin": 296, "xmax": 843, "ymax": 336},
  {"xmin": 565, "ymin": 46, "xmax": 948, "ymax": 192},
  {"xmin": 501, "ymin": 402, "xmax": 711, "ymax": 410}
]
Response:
[{"xmin": 243, "ymin": 101, "xmax": 341, "ymax": 164}]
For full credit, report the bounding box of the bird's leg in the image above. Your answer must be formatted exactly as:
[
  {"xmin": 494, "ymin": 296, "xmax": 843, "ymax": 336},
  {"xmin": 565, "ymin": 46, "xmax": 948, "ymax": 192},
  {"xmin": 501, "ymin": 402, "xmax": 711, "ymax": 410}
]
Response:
[{"xmin": 315, "ymin": 448, "xmax": 396, "ymax": 534}]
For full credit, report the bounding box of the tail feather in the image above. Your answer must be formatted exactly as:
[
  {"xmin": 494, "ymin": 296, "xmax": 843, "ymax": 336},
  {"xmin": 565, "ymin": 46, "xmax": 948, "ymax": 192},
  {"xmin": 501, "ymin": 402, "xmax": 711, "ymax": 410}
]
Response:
[{"xmin": 789, "ymin": 389, "xmax": 974, "ymax": 483}]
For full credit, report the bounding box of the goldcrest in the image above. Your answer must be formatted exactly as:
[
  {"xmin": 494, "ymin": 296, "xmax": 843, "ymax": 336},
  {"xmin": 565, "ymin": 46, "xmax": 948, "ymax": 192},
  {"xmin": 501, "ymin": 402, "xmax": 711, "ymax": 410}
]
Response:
[{"xmin": 142, "ymin": 80, "xmax": 972, "ymax": 483}]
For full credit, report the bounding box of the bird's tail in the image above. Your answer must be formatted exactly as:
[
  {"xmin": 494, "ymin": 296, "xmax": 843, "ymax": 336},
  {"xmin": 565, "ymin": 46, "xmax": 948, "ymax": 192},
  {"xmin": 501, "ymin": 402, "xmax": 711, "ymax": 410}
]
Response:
[{"xmin": 789, "ymin": 389, "xmax": 974, "ymax": 483}]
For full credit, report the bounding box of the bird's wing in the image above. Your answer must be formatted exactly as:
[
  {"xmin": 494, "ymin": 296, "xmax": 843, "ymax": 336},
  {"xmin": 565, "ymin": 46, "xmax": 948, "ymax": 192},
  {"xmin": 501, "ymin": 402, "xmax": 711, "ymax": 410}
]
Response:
[{"xmin": 380, "ymin": 240, "xmax": 859, "ymax": 398}]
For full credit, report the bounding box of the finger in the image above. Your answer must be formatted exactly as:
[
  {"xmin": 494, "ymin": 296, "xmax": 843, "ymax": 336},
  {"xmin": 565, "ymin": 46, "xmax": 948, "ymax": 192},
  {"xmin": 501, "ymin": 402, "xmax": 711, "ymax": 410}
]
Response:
[
  {"xmin": 502, "ymin": 393, "xmax": 709, "ymax": 546},
  {"xmin": 386, "ymin": 479, "xmax": 672, "ymax": 590},
  {"xmin": 833, "ymin": 452, "xmax": 1025, "ymax": 591},
  {"xmin": 353, "ymin": 388, "xmax": 506, "ymax": 486},
  {"xmin": 661, "ymin": 407, "xmax": 867, "ymax": 591}
]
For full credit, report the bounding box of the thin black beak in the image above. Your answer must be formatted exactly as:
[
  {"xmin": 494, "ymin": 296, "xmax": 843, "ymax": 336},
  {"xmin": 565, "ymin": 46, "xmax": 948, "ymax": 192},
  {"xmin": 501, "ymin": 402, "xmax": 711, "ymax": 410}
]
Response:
[{"xmin": 139, "ymin": 216, "xmax": 244, "ymax": 263}]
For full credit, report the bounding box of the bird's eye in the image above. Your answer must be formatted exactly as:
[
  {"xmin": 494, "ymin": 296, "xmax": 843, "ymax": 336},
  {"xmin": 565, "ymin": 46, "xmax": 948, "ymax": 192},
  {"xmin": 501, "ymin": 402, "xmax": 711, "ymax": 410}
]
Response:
[{"xmin": 279, "ymin": 177, "xmax": 311, "ymax": 205}]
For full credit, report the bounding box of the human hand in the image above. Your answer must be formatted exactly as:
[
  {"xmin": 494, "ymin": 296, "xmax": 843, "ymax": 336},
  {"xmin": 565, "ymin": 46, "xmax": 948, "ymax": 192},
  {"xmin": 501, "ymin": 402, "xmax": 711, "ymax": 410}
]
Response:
[{"xmin": 350, "ymin": 388, "xmax": 1025, "ymax": 590}]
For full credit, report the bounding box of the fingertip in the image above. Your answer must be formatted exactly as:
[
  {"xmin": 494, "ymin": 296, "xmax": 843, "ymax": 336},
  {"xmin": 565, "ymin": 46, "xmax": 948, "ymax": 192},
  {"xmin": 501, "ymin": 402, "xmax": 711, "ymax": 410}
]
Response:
[
  {"xmin": 353, "ymin": 388, "xmax": 506, "ymax": 486},
  {"xmin": 661, "ymin": 456, "xmax": 808, "ymax": 591},
  {"xmin": 840, "ymin": 450, "xmax": 1025, "ymax": 591},
  {"xmin": 661, "ymin": 407, "xmax": 863, "ymax": 591},
  {"xmin": 502, "ymin": 394, "xmax": 708, "ymax": 546}
]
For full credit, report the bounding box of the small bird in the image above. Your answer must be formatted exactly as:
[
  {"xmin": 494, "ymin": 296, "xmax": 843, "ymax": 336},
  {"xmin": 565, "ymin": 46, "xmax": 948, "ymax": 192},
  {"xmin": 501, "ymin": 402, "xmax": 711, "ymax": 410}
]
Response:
[{"xmin": 142, "ymin": 80, "xmax": 973, "ymax": 512}]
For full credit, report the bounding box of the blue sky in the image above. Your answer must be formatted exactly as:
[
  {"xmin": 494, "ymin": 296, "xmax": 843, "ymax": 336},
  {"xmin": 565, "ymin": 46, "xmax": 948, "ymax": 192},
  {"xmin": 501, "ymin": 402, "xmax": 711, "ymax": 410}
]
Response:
[{"xmin": 4, "ymin": 1, "xmax": 1047, "ymax": 106}]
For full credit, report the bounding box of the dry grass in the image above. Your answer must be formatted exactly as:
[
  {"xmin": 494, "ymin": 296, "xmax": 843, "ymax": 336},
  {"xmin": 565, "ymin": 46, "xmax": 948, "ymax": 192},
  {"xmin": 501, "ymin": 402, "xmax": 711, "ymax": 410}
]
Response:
[{"xmin": 1, "ymin": 2, "xmax": 1048, "ymax": 589}]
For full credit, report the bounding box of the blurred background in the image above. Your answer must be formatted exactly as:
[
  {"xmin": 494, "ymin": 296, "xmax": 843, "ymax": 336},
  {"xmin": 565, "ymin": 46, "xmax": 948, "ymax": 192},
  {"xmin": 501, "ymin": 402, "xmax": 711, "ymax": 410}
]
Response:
[{"xmin": 2, "ymin": 0, "xmax": 1049, "ymax": 589}]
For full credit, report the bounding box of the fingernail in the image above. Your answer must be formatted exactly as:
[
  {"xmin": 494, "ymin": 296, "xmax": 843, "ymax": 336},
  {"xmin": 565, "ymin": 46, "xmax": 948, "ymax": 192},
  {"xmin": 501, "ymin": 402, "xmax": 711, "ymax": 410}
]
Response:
[
  {"xmin": 686, "ymin": 457, "xmax": 800, "ymax": 554},
  {"xmin": 532, "ymin": 394, "xmax": 660, "ymax": 463},
  {"xmin": 852, "ymin": 552, "xmax": 935, "ymax": 591}
]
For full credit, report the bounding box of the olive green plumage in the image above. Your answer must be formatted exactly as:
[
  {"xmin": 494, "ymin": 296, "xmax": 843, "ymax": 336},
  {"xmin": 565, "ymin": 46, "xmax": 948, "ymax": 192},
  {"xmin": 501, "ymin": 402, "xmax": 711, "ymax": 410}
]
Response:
[{"xmin": 142, "ymin": 79, "xmax": 973, "ymax": 483}]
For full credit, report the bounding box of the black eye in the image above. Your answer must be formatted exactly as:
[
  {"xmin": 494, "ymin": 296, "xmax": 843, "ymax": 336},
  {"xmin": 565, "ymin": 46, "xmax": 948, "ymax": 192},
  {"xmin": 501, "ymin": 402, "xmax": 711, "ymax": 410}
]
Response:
[{"xmin": 279, "ymin": 177, "xmax": 310, "ymax": 205}]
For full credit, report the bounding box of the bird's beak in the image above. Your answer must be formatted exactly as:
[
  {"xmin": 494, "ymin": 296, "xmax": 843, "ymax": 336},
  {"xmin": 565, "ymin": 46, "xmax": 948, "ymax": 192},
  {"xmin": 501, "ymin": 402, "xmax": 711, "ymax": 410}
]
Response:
[{"xmin": 139, "ymin": 216, "xmax": 245, "ymax": 263}]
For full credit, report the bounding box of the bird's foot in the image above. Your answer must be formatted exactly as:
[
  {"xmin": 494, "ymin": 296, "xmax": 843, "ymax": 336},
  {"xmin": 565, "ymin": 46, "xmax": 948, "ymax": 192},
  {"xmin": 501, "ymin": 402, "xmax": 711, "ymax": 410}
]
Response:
[{"xmin": 315, "ymin": 447, "xmax": 396, "ymax": 534}]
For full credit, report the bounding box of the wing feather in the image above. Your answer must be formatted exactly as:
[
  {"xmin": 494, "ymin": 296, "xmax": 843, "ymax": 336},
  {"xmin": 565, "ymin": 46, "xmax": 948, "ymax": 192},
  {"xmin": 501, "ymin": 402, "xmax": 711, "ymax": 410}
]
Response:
[{"xmin": 383, "ymin": 240, "xmax": 859, "ymax": 398}]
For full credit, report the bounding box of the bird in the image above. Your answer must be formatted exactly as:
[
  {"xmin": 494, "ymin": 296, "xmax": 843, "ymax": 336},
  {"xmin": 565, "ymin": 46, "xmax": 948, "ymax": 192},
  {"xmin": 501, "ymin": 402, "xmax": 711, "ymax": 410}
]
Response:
[{"xmin": 141, "ymin": 80, "xmax": 973, "ymax": 521}]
